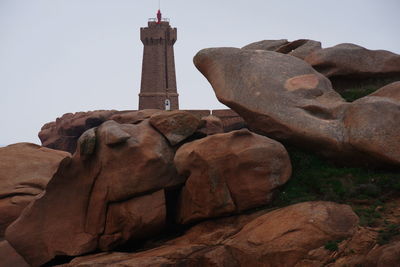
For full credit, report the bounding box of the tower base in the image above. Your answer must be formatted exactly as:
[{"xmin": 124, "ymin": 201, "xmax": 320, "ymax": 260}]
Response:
[{"xmin": 139, "ymin": 92, "xmax": 179, "ymax": 110}]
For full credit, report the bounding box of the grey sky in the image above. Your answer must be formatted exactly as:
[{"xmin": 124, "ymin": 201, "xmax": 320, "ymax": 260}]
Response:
[{"xmin": 1, "ymin": 0, "xmax": 399, "ymax": 146}]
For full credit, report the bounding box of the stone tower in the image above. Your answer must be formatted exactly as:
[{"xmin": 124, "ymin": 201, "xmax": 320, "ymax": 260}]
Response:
[{"xmin": 138, "ymin": 10, "xmax": 179, "ymax": 110}]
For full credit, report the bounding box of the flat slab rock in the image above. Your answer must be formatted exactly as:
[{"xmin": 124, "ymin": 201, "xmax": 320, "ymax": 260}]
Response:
[
  {"xmin": 194, "ymin": 47, "xmax": 400, "ymax": 168},
  {"xmin": 61, "ymin": 201, "xmax": 359, "ymax": 267}
]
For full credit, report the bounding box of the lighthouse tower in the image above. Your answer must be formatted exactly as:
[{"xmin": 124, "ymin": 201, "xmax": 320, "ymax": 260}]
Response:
[{"xmin": 138, "ymin": 10, "xmax": 179, "ymax": 110}]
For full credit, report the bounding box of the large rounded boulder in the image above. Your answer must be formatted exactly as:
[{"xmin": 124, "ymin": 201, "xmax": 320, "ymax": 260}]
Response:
[
  {"xmin": 0, "ymin": 143, "xmax": 69, "ymax": 237},
  {"xmin": 305, "ymin": 43, "xmax": 400, "ymax": 91},
  {"xmin": 243, "ymin": 40, "xmax": 400, "ymax": 92},
  {"xmin": 194, "ymin": 47, "xmax": 347, "ymax": 158},
  {"xmin": 175, "ymin": 129, "xmax": 292, "ymax": 224},
  {"xmin": 4, "ymin": 120, "xmax": 181, "ymax": 266},
  {"xmin": 343, "ymin": 94, "xmax": 400, "ymax": 166},
  {"xmin": 194, "ymin": 48, "xmax": 400, "ymax": 167}
]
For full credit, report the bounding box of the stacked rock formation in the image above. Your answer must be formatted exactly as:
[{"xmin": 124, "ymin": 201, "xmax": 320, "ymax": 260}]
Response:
[
  {"xmin": 1, "ymin": 111, "xmax": 293, "ymax": 266},
  {"xmin": 38, "ymin": 109, "xmax": 245, "ymax": 154},
  {"xmin": 194, "ymin": 47, "xmax": 400, "ymax": 167},
  {"xmin": 243, "ymin": 39, "xmax": 400, "ymax": 92},
  {"xmin": 1, "ymin": 40, "xmax": 400, "ymax": 267}
]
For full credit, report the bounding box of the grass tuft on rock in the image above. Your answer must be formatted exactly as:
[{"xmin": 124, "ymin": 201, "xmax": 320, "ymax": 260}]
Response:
[
  {"xmin": 273, "ymin": 146, "xmax": 400, "ymax": 208},
  {"xmin": 340, "ymin": 88, "xmax": 377, "ymax": 102},
  {"xmin": 378, "ymin": 223, "xmax": 400, "ymax": 245},
  {"xmin": 324, "ymin": 240, "xmax": 340, "ymax": 251}
]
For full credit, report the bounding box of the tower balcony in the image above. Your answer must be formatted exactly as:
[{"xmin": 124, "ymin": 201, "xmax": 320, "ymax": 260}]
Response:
[{"xmin": 148, "ymin": 18, "xmax": 170, "ymax": 23}]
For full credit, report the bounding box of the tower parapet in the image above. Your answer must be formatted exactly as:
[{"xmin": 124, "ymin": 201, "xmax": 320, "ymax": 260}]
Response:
[{"xmin": 139, "ymin": 11, "xmax": 179, "ymax": 110}]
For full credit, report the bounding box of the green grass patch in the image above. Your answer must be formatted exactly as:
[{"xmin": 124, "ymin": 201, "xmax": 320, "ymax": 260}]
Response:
[
  {"xmin": 272, "ymin": 146, "xmax": 399, "ymax": 208},
  {"xmin": 324, "ymin": 240, "xmax": 340, "ymax": 251},
  {"xmin": 378, "ymin": 223, "xmax": 400, "ymax": 245},
  {"xmin": 340, "ymin": 88, "xmax": 377, "ymax": 102},
  {"xmin": 354, "ymin": 203, "xmax": 383, "ymax": 227}
]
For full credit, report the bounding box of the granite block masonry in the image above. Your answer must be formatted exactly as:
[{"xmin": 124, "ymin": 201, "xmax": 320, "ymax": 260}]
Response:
[{"xmin": 139, "ymin": 11, "xmax": 179, "ymax": 110}]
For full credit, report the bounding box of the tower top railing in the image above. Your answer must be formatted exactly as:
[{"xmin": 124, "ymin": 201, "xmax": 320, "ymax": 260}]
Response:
[{"xmin": 148, "ymin": 18, "xmax": 170, "ymax": 22}]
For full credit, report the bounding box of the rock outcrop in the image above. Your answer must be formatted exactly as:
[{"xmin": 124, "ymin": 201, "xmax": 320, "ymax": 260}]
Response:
[
  {"xmin": 0, "ymin": 143, "xmax": 69, "ymax": 237},
  {"xmin": 38, "ymin": 109, "xmax": 163, "ymax": 154},
  {"xmin": 197, "ymin": 115, "xmax": 224, "ymax": 136},
  {"xmin": 243, "ymin": 38, "xmax": 322, "ymax": 60},
  {"xmin": 39, "ymin": 109, "xmax": 245, "ymax": 153},
  {"xmin": 223, "ymin": 201, "xmax": 358, "ymax": 266},
  {"xmin": 0, "ymin": 240, "xmax": 29, "ymax": 267},
  {"xmin": 63, "ymin": 201, "xmax": 359, "ymax": 267},
  {"xmin": 194, "ymin": 47, "xmax": 400, "ymax": 167},
  {"xmin": 1, "ymin": 114, "xmax": 297, "ymax": 266},
  {"xmin": 175, "ymin": 129, "xmax": 291, "ymax": 224},
  {"xmin": 149, "ymin": 110, "xmax": 201, "ymax": 145},
  {"xmin": 305, "ymin": 43, "xmax": 400, "ymax": 91},
  {"xmin": 242, "ymin": 39, "xmax": 290, "ymax": 51},
  {"xmin": 5, "ymin": 120, "xmax": 181, "ymax": 266},
  {"xmin": 369, "ymin": 81, "xmax": 400, "ymax": 101},
  {"xmin": 4, "ymin": 39, "xmax": 400, "ymax": 267},
  {"xmin": 243, "ymin": 39, "xmax": 400, "ymax": 91},
  {"xmin": 39, "ymin": 110, "xmax": 120, "ymax": 154},
  {"xmin": 343, "ymin": 91, "xmax": 400, "ymax": 166},
  {"xmin": 365, "ymin": 241, "xmax": 400, "ymax": 267},
  {"xmin": 212, "ymin": 109, "xmax": 247, "ymax": 132}
]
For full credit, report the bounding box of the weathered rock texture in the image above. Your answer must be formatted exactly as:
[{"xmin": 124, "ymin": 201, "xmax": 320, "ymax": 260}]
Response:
[
  {"xmin": 5, "ymin": 120, "xmax": 181, "ymax": 266},
  {"xmin": 0, "ymin": 240, "xmax": 30, "ymax": 267},
  {"xmin": 194, "ymin": 47, "xmax": 400, "ymax": 167},
  {"xmin": 39, "ymin": 110, "xmax": 118, "ymax": 153},
  {"xmin": 365, "ymin": 241, "xmax": 400, "ymax": 267},
  {"xmin": 39, "ymin": 109, "xmax": 245, "ymax": 153},
  {"xmin": 149, "ymin": 110, "xmax": 201, "ymax": 145},
  {"xmin": 243, "ymin": 38, "xmax": 322, "ymax": 60},
  {"xmin": 38, "ymin": 110, "xmax": 163, "ymax": 154},
  {"xmin": 3, "ymin": 115, "xmax": 295, "ymax": 266},
  {"xmin": 0, "ymin": 143, "xmax": 69, "ymax": 237},
  {"xmin": 327, "ymin": 227, "xmax": 400, "ymax": 267},
  {"xmin": 223, "ymin": 201, "xmax": 358, "ymax": 266},
  {"xmin": 305, "ymin": 43, "xmax": 400, "ymax": 92},
  {"xmin": 63, "ymin": 201, "xmax": 359, "ymax": 267},
  {"xmin": 196, "ymin": 115, "xmax": 224, "ymax": 136},
  {"xmin": 243, "ymin": 39, "xmax": 400, "ymax": 91},
  {"xmin": 343, "ymin": 91, "xmax": 400, "ymax": 166},
  {"xmin": 99, "ymin": 190, "xmax": 166, "ymax": 251},
  {"xmin": 213, "ymin": 109, "xmax": 247, "ymax": 132},
  {"xmin": 175, "ymin": 129, "xmax": 291, "ymax": 224},
  {"xmin": 369, "ymin": 81, "xmax": 400, "ymax": 101}
]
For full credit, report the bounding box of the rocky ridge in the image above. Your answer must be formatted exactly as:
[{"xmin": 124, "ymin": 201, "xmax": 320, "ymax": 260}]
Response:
[
  {"xmin": 0, "ymin": 40, "xmax": 399, "ymax": 267},
  {"xmin": 194, "ymin": 47, "xmax": 400, "ymax": 167},
  {"xmin": 39, "ymin": 109, "xmax": 245, "ymax": 154},
  {"xmin": 243, "ymin": 39, "xmax": 400, "ymax": 92}
]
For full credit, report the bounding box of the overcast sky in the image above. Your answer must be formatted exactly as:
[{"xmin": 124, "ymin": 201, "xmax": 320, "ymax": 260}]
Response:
[{"xmin": 1, "ymin": 0, "xmax": 399, "ymax": 146}]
